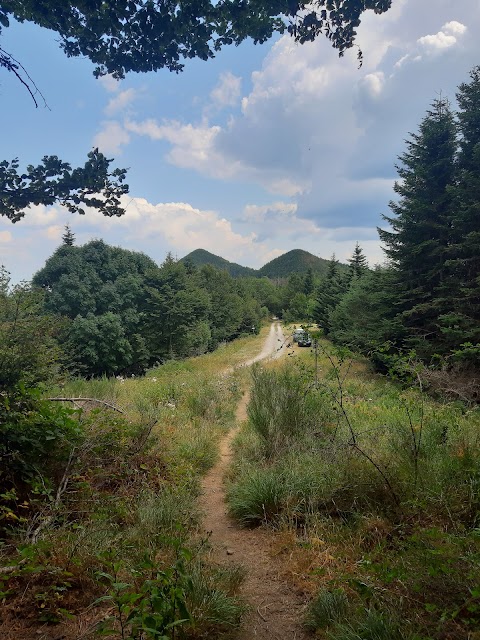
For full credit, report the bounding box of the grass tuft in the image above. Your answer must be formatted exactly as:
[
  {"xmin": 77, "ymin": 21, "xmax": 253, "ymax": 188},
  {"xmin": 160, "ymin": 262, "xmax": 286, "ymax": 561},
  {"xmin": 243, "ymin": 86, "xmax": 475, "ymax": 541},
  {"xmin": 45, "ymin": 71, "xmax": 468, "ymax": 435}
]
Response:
[{"xmin": 304, "ymin": 588, "xmax": 349, "ymax": 630}]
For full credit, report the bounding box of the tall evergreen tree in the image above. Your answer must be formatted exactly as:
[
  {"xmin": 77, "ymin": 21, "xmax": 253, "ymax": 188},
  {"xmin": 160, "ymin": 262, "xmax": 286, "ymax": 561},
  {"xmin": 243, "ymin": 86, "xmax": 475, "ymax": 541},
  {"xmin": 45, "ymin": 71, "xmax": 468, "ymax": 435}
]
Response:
[
  {"xmin": 62, "ymin": 224, "xmax": 75, "ymax": 246},
  {"xmin": 378, "ymin": 97, "xmax": 457, "ymax": 357},
  {"xmin": 442, "ymin": 67, "xmax": 480, "ymax": 361},
  {"xmin": 348, "ymin": 242, "xmax": 369, "ymax": 280},
  {"xmin": 303, "ymin": 267, "xmax": 315, "ymax": 295},
  {"xmin": 314, "ymin": 254, "xmax": 346, "ymax": 334}
]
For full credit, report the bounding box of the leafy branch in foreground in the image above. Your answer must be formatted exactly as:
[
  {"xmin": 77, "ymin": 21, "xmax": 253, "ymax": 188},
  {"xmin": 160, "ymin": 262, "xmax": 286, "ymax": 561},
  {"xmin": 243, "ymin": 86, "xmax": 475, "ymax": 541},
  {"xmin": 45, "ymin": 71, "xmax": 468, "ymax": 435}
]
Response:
[
  {"xmin": 0, "ymin": 149, "xmax": 129, "ymax": 222},
  {"xmin": 1, "ymin": 1, "xmax": 392, "ymax": 81}
]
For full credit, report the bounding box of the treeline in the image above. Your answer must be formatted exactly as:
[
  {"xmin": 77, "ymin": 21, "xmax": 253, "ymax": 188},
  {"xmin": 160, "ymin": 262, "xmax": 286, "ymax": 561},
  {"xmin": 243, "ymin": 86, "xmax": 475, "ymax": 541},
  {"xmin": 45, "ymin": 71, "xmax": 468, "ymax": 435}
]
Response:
[
  {"xmin": 7, "ymin": 239, "xmax": 282, "ymax": 378},
  {"xmin": 28, "ymin": 240, "xmax": 278, "ymax": 376},
  {"xmin": 290, "ymin": 67, "xmax": 480, "ymax": 386}
]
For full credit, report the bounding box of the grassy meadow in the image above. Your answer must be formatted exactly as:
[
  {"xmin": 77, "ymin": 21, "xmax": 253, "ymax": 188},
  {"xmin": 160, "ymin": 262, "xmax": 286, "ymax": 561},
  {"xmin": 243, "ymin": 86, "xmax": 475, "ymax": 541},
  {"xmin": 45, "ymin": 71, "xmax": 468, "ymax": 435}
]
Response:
[
  {"xmin": 227, "ymin": 327, "xmax": 480, "ymax": 640},
  {"xmin": 0, "ymin": 328, "xmax": 268, "ymax": 639}
]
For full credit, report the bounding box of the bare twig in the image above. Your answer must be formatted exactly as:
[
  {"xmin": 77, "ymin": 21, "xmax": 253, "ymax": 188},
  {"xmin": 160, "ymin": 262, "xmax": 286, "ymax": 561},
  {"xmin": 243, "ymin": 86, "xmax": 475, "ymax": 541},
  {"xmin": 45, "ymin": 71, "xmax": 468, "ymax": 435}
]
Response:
[
  {"xmin": 0, "ymin": 46, "xmax": 49, "ymax": 109},
  {"xmin": 315, "ymin": 340, "xmax": 401, "ymax": 507},
  {"xmin": 48, "ymin": 397, "xmax": 125, "ymax": 414},
  {"xmin": 28, "ymin": 447, "xmax": 77, "ymax": 543}
]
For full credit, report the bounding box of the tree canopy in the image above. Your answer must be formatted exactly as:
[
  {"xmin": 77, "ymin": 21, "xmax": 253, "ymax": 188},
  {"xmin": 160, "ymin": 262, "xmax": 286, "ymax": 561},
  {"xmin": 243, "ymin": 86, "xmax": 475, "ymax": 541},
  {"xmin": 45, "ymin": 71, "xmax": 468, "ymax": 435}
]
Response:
[
  {"xmin": 1, "ymin": 1, "xmax": 392, "ymax": 223},
  {"xmin": 0, "ymin": 149, "xmax": 128, "ymax": 222},
  {"xmin": 1, "ymin": 1, "xmax": 392, "ymax": 80}
]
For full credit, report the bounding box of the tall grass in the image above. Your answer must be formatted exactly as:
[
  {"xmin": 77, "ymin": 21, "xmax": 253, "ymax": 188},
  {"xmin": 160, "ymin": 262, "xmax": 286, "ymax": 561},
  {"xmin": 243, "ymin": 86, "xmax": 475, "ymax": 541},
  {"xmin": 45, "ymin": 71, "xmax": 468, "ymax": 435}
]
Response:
[
  {"xmin": 1, "ymin": 329, "xmax": 256, "ymax": 638},
  {"xmin": 228, "ymin": 344, "xmax": 480, "ymax": 640},
  {"xmin": 248, "ymin": 363, "xmax": 331, "ymax": 457}
]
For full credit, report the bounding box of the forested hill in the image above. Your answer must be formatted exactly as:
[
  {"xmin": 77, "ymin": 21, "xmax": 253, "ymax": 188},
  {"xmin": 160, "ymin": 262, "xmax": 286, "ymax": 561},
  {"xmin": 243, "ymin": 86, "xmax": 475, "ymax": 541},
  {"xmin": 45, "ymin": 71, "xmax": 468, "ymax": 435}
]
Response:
[
  {"xmin": 258, "ymin": 249, "xmax": 346, "ymax": 278},
  {"xmin": 180, "ymin": 249, "xmax": 256, "ymax": 277},
  {"xmin": 181, "ymin": 248, "xmax": 345, "ymax": 278}
]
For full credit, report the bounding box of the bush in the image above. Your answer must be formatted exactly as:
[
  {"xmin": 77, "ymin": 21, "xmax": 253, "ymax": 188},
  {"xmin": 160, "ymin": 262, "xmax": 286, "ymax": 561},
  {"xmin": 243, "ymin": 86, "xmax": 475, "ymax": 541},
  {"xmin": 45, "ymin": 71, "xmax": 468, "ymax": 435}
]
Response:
[{"xmin": 0, "ymin": 385, "xmax": 83, "ymax": 526}]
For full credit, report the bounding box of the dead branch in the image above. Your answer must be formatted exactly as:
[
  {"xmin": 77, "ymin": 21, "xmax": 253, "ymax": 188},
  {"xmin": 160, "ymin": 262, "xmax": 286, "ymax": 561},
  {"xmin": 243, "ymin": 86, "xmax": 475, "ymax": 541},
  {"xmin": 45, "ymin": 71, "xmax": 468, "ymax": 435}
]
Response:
[
  {"xmin": 27, "ymin": 447, "xmax": 77, "ymax": 544},
  {"xmin": 48, "ymin": 397, "xmax": 125, "ymax": 414}
]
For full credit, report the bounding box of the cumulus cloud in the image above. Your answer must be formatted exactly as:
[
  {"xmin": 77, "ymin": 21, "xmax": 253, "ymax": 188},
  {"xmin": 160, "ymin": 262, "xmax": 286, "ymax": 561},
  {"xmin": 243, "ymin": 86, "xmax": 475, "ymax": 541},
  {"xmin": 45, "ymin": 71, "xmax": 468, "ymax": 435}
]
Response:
[
  {"xmin": 242, "ymin": 201, "xmax": 297, "ymax": 222},
  {"xmin": 105, "ymin": 88, "xmax": 137, "ymax": 115},
  {"xmin": 210, "ymin": 72, "xmax": 242, "ymax": 108},
  {"xmin": 98, "ymin": 74, "xmax": 120, "ymax": 93},
  {"xmin": 120, "ymin": 0, "xmax": 478, "ymax": 233},
  {"xmin": 124, "ymin": 117, "xmax": 306, "ymax": 195},
  {"xmin": 94, "ymin": 120, "xmax": 131, "ymax": 154},
  {"xmin": 418, "ymin": 20, "xmax": 467, "ymax": 53}
]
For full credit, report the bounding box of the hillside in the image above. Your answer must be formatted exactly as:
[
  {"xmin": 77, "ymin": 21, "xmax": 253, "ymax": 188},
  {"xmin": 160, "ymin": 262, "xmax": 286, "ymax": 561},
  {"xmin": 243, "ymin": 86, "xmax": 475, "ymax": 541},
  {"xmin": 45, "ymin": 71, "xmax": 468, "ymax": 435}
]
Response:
[
  {"xmin": 257, "ymin": 249, "xmax": 339, "ymax": 278},
  {"xmin": 180, "ymin": 249, "xmax": 256, "ymax": 277},
  {"xmin": 181, "ymin": 248, "xmax": 345, "ymax": 279}
]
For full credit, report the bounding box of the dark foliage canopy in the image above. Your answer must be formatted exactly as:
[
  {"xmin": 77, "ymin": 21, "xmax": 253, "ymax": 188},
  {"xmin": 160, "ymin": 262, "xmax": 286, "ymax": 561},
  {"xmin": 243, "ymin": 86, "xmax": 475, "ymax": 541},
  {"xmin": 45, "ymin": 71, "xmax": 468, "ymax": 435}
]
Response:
[
  {"xmin": 1, "ymin": 1, "xmax": 392, "ymax": 79},
  {"xmin": 0, "ymin": 149, "xmax": 128, "ymax": 222}
]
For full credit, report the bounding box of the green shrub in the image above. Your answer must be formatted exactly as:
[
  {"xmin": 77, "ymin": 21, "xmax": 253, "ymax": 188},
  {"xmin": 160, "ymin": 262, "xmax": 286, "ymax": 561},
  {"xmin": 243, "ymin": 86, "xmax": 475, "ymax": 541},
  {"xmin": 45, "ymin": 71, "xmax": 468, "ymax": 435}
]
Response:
[
  {"xmin": 130, "ymin": 487, "xmax": 197, "ymax": 544},
  {"xmin": 175, "ymin": 427, "xmax": 219, "ymax": 473},
  {"xmin": 0, "ymin": 385, "xmax": 83, "ymax": 525},
  {"xmin": 187, "ymin": 563, "xmax": 246, "ymax": 633}
]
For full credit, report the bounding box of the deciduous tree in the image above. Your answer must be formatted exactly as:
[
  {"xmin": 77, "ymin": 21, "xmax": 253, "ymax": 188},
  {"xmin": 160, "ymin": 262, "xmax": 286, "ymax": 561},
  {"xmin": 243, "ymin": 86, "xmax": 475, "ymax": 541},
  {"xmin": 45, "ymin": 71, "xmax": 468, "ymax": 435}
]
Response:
[{"xmin": 1, "ymin": 1, "xmax": 392, "ymax": 81}]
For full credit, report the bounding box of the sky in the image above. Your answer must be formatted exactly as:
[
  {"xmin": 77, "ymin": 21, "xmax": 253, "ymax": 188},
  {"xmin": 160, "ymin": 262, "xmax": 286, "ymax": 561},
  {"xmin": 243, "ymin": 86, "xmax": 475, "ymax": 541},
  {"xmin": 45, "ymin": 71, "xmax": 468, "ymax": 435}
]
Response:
[{"xmin": 1, "ymin": 0, "xmax": 480, "ymax": 283}]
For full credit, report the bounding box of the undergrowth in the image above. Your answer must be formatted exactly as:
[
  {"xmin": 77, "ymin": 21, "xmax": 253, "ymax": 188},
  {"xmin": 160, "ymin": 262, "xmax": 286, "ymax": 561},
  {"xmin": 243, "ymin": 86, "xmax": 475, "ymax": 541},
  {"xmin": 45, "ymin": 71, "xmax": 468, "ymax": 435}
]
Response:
[
  {"xmin": 0, "ymin": 330, "xmax": 264, "ymax": 639},
  {"xmin": 227, "ymin": 336, "xmax": 480, "ymax": 639}
]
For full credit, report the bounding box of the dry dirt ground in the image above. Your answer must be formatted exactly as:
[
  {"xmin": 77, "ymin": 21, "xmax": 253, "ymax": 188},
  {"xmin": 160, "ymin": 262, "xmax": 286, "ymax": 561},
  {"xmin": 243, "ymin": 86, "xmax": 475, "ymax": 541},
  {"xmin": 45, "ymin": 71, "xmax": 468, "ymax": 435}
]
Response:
[{"xmin": 199, "ymin": 322, "xmax": 310, "ymax": 640}]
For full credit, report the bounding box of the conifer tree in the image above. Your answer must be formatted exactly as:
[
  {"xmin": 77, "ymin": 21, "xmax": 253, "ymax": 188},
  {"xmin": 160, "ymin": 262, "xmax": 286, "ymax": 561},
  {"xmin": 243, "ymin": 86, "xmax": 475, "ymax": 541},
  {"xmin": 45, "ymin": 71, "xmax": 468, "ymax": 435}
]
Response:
[
  {"xmin": 378, "ymin": 97, "xmax": 457, "ymax": 357},
  {"xmin": 62, "ymin": 224, "xmax": 75, "ymax": 246},
  {"xmin": 314, "ymin": 254, "xmax": 345, "ymax": 334},
  {"xmin": 442, "ymin": 67, "xmax": 480, "ymax": 361},
  {"xmin": 348, "ymin": 242, "xmax": 369, "ymax": 280},
  {"xmin": 303, "ymin": 267, "xmax": 315, "ymax": 296}
]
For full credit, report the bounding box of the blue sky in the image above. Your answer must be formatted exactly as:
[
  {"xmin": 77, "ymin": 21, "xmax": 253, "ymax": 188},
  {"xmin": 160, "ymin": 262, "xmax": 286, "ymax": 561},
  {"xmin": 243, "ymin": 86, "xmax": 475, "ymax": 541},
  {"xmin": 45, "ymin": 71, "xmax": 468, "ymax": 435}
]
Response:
[{"xmin": 1, "ymin": 0, "xmax": 480, "ymax": 282}]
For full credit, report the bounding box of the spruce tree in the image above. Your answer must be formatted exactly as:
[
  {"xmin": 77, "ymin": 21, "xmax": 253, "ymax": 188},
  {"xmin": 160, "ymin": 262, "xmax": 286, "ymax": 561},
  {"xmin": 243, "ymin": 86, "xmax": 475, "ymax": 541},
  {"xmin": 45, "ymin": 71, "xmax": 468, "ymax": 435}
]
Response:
[
  {"xmin": 303, "ymin": 268, "xmax": 315, "ymax": 296},
  {"xmin": 442, "ymin": 67, "xmax": 480, "ymax": 362},
  {"xmin": 314, "ymin": 254, "xmax": 345, "ymax": 334},
  {"xmin": 62, "ymin": 224, "xmax": 75, "ymax": 246},
  {"xmin": 378, "ymin": 97, "xmax": 457, "ymax": 358},
  {"xmin": 348, "ymin": 242, "xmax": 369, "ymax": 280}
]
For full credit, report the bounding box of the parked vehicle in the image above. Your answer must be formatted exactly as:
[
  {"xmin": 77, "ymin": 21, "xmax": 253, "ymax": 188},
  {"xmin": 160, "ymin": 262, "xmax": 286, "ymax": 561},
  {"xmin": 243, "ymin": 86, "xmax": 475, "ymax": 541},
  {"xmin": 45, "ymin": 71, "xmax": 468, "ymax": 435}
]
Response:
[
  {"xmin": 297, "ymin": 333, "xmax": 312, "ymax": 347},
  {"xmin": 292, "ymin": 329, "xmax": 305, "ymax": 343}
]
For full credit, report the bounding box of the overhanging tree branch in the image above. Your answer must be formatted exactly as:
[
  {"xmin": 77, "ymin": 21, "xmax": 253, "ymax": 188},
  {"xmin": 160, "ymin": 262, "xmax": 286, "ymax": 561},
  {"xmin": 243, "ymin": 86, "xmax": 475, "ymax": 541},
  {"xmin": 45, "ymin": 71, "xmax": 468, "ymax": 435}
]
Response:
[
  {"xmin": 0, "ymin": 149, "xmax": 129, "ymax": 222},
  {"xmin": 1, "ymin": 1, "xmax": 393, "ymax": 80}
]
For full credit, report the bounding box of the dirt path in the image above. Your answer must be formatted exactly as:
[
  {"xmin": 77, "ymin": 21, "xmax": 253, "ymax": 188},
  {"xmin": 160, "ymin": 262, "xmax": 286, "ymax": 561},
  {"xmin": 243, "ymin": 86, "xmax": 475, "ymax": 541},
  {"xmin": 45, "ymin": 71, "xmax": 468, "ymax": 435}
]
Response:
[{"xmin": 200, "ymin": 322, "xmax": 310, "ymax": 639}]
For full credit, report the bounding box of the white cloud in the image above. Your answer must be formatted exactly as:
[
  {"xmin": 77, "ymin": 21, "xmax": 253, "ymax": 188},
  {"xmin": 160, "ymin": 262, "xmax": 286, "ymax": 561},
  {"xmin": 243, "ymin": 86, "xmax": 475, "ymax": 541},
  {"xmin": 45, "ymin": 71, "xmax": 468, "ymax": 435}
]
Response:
[
  {"xmin": 443, "ymin": 21, "xmax": 467, "ymax": 36},
  {"xmin": 105, "ymin": 88, "xmax": 137, "ymax": 115},
  {"xmin": 125, "ymin": 117, "xmax": 306, "ymax": 195},
  {"xmin": 210, "ymin": 72, "xmax": 242, "ymax": 108},
  {"xmin": 98, "ymin": 74, "xmax": 120, "ymax": 93},
  {"xmin": 93, "ymin": 120, "xmax": 131, "ymax": 154},
  {"xmin": 43, "ymin": 225, "xmax": 63, "ymax": 241},
  {"xmin": 418, "ymin": 20, "xmax": 467, "ymax": 53},
  {"xmin": 361, "ymin": 72, "xmax": 385, "ymax": 98},
  {"xmin": 243, "ymin": 201, "xmax": 297, "ymax": 222},
  {"xmin": 120, "ymin": 2, "xmax": 477, "ymax": 231},
  {"xmin": 55, "ymin": 195, "xmax": 262, "ymax": 266}
]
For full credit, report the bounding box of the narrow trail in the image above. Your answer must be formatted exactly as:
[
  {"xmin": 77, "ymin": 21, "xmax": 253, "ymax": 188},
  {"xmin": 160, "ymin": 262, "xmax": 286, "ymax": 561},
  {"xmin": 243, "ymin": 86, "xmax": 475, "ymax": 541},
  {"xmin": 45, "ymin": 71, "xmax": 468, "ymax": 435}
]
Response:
[{"xmin": 199, "ymin": 323, "xmax": 310, "ymax": 640}]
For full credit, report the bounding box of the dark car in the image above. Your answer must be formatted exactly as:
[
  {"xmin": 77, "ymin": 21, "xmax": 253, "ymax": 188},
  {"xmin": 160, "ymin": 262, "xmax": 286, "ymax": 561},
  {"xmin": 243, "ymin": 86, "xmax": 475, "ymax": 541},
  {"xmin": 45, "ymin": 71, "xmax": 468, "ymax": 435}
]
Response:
[{"xmin": 297, "ymin": 333, "xmax": 312, "ymax": 347}]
